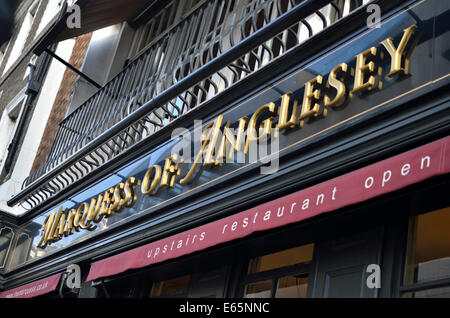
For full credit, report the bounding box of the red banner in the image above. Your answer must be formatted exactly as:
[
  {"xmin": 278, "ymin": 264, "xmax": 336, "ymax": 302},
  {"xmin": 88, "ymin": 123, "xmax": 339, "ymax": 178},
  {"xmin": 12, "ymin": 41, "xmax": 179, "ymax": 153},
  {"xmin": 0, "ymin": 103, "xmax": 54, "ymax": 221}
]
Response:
[
  {"xmin": 86, "ymin": 136, "xmax": 450, "ymax": 282},
  {"xmin": 0, "ymin": 273, "xmax": 62, "ymax": 298}
]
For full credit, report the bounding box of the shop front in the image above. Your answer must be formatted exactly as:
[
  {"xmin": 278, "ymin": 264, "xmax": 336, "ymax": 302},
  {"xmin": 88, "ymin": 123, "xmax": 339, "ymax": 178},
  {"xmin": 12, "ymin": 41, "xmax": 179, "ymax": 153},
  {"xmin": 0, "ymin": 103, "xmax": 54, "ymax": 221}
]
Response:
[{"xmin": 0, "ymin": 0, "xmax": 449, "ymax": 298}]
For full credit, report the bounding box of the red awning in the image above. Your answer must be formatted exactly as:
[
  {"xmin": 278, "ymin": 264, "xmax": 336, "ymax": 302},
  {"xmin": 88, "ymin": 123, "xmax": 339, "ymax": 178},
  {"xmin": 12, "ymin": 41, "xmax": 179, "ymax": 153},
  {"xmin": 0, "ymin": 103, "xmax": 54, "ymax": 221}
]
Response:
[
  {"xmin": 86, "ymin": 136, "xmax": 450, "ymax": 282},
  {"xmin": 0, "ymin": 273, "xmax": 62, "ymax": 298}
]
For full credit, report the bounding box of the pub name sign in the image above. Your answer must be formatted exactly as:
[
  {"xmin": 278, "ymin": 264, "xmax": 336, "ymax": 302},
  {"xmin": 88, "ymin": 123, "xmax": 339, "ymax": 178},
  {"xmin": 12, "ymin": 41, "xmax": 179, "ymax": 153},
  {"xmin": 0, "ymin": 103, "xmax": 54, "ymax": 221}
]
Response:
[{"xmin": 37, "ymin": 25, "xmax": 417, "ymax": 249}]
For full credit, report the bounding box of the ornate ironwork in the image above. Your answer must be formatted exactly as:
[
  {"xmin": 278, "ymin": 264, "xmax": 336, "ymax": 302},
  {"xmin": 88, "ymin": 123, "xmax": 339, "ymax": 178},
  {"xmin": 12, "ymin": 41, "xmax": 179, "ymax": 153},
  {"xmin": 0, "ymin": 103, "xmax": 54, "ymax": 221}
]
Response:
[{"xmin": 14, "ymin": 0, "xmax": 368, "ymax": 209}]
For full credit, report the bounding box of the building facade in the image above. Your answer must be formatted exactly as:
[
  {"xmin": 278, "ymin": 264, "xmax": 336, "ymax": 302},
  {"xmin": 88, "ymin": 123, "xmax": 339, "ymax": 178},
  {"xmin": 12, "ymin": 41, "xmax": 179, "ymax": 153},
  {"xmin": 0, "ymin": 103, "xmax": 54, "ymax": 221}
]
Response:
[{"xmin": 0, "ymin": 0, "xmax": 449, "ymax": 298}]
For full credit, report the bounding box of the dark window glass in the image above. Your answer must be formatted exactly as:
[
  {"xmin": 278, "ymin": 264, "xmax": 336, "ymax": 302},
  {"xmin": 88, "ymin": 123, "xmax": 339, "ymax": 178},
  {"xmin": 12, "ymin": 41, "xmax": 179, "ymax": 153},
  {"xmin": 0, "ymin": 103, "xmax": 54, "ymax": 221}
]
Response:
[
  {"xmin": 244, "ymin": 280, "xmax": 272, "ymax": 298},
  {"xmin": 243, "ymin": 243, "xmax": 313, "ymax": 298},
  {"xmin": 404, "ymin": 207, "xmax": 450, "ymax": 285},
  {"xmin": 275, "ymin": 274, "xmax": 309, "ymax": 298},
  {"xmin": 150, "ymin": 275, "xmax": 190, "ymax": 297},
  {"xmin": 247, "ymin": 243, "xmax": 314, "ymax": 274},
  {"xmin": 401, "ymin": 207, "xmax": 450, "ymax": 298}
]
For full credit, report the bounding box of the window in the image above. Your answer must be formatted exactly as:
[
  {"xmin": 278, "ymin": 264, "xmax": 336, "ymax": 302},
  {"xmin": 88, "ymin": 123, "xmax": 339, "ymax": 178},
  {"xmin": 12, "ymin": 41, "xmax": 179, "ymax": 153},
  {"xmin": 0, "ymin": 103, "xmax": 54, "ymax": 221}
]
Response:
[
  {"xmin": 99, "ymin": 276, "xmax": 143, "ymax": 298},
  {"xmin": 2, "ymin": 0, "xmax": 39, "ymax": 75},
  {"xmin": 149, "ymin": 275, "xmax": 191, "ymax": 297},
  {"xmin": 244, "ymin": 280, "xmax": 273, "ymax": 298},
  {"xmin": 401, "ymin": 207, "xmax": 450, "ymax": 298},
  {"xmin": 35, "ymin": 0, "xmax": 63, "ymax": 38},
  {"xmin": 0, "ymin": 88, "xmax": 26, "ymax": 171},
  {"xmin": 275, "ymin": 275, "xmax": 309, "ymax": 298},
  {"xmin": 243, "ymin": 243, "xmax": 314, "ymax": 298},
  {"xmin": 0, "ymin": 226, "xmax": 14, "ymax": 269},
  {"xmin": 7, "ymin": 233, "xmax": 32, "ymax": 270}
]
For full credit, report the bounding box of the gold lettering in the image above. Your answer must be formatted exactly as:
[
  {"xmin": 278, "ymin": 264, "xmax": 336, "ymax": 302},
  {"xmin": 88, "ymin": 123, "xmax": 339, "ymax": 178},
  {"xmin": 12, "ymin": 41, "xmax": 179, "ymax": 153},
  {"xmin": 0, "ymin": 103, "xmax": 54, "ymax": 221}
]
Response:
[
  {"xmin": 123, "ymin": 177, "xmax": 137, "ymax": 207},
  {"xmin": 110, "ymin": 182, "xmax": 125, "ymax": 212},
  {"xmin": 215, "ymin": 120, "xmax": 231, "ymax": 165},
  {"xmin": 215, "ymin": 116, "xmax": 247, "ymax": 164},
  {"xmin": 63, "ymin": 209, "xmax": 76, "ymax": 236},
  {"xmin": 99, "ymin": 188, "xmax": 114, "ymax": 218},
  {"xmin": 351, "ymin": 47, "xmax": 377, "ymax": 94},
  {"xmin": 37, "ymin": 213, "xmax": 54, "ymax": 248},
  {"xmin": 56, "ymin": 212, "xmax": 66, "ymax": 240},
  {"xmin": 203, "ymin": 116, "xmax": 223, "ymax": 166},
  {"xmin": 299, "ymin": 76, "xmax": 323, "ymax": 127},
  {"xmin": 49, "ymin": 206, "xmax": 64, "ymax": 241},
  {"xmin": 276, "ymin": 92, "xmax": 298, "ymax": 130},
  {"xmin": 160, "ymin": 156, "xmax": 181, "ymax": 188},
  {"xmin": 141, "ymin": 165, "xmax": 162, "ymax": 195},
  {"xmin": 79, "ymin": 203, "xmax": 95, "ymax": 230},
  {"xmin": 324, "ymin": 63, "xmax": 348, "ymax": 108},
  {"xmin": 87, "ymin": 194, "xmax": 103, "ymax": 222},
  {"xmin": 38, "ymin": 26, "xmax": 420, "ymax": 248},
  {"xmin": 74, "ymin": 203, "xmax": 86, "ymax": 230},
  {"xmin": 180, "ymin": 143, "xmax": 208, "ymax": 185},
  {"xmin": 380, "ymin": 25, "xmax": 417, "ymax": 77},
  {"xmin": 180, "ymin": 116, "xmax": 223, "ymax": 184},
  {"xmin": 245, "ymin": 102, "xmax": 275, "ymax": 153}
]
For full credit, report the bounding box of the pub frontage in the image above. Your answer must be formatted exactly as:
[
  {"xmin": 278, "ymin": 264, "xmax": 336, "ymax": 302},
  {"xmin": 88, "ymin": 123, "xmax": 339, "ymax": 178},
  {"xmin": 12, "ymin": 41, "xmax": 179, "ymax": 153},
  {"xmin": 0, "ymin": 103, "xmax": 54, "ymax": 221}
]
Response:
[{"xmin": 0, "ymin": 0, "xmax": 449, "ymax": 298}]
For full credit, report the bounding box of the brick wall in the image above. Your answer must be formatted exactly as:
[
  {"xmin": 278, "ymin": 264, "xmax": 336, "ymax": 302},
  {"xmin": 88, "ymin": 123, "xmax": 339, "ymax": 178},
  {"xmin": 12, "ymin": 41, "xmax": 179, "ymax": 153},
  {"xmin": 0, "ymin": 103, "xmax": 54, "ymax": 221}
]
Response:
[{"xmin": 30, "ymin": 33, "xmax": 93, "ymax": 175}]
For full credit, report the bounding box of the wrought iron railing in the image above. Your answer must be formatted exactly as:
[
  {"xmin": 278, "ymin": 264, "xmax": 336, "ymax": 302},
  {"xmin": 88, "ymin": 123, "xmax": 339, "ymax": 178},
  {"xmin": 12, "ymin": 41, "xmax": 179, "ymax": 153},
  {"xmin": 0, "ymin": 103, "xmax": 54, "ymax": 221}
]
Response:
[{"xmin": 13, "ymin": 0, "xmax": 369, "ymax": 209}]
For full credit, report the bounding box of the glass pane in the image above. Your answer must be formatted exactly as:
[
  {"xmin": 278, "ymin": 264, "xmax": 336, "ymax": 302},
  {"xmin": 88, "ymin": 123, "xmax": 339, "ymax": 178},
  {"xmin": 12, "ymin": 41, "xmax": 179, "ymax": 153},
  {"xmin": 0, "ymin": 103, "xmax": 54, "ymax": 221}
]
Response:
[
  {"xmin": 0, "ymin": 227, "xmax": 14, "ymax": 269},
  {"xmin": 275, "ymin": 274, "xmax": 309, "ymax": 298},
  {"xmin": 404, "ymin": 207, "xmax": 450, "ymax": 285},
  {"xmin": 248, "ymin": 243, "xmax": 314, "ymax": 274},
  {"xmin": 7, "ymin": 233, "xmax": 32, "ymax": 270},
  {"xmin": 402, "ymin": 286, "xmax": 450, "ymax": 298},
  {"xmin": 244, "ymin": 280, "xmax": 272, "ymax": 298},
  {"xmin": 150, "ymin": 275, "xmax": 190, "ymax": 297}
]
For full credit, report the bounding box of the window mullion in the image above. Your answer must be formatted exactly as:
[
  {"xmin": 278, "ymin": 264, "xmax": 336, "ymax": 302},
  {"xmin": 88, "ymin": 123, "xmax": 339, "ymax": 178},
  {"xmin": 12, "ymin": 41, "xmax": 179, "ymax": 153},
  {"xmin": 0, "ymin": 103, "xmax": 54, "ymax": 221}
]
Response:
[
  {"xmin": 271, "ymin": 278, "xmax": 278, "ymax": 298},
  {"xmin": 399, "ymin": 277, "xmax": 450, "ymax": 294},
  {"xmin": 243, "ymin": 261, "xmax": 312, "ymax": 284}
]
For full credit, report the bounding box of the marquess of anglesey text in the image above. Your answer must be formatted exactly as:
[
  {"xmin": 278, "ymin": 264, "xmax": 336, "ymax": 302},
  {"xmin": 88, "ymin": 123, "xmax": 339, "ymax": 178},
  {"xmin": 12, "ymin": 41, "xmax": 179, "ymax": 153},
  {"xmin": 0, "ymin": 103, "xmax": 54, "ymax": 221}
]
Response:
[{"xmin": 36, "ymin": 25, "xmax": 418, "ymax": 249}]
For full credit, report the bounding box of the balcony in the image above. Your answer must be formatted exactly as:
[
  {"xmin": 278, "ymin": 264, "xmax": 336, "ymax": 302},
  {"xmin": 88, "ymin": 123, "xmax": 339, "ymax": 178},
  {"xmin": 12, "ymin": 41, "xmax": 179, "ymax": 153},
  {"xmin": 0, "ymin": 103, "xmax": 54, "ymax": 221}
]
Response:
[{"xmin": 9, "ymin": 0, "xmax": 372, "ymax": 209}]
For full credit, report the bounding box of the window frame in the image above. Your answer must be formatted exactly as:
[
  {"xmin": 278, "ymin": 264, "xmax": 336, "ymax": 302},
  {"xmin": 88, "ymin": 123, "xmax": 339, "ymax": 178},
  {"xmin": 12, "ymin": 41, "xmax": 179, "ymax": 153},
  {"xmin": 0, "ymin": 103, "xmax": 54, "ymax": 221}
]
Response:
[
  {"xmin": 0, "ymin": 87, "xmax": 27, "ymax": 172},
  {"xmin": 148, "ymin": 274, "xmax": 192, "ymax": 298},
  {"xmin": 240, "ymin": 250, "xmax": 314, "ymax": 298},
  {"xmin": 399, "ymin": 206, "xmax": 450, "ymax": 298},
  {"xmin": 2, "ymin": 0, "xmax": 40, "ymax": 76}
]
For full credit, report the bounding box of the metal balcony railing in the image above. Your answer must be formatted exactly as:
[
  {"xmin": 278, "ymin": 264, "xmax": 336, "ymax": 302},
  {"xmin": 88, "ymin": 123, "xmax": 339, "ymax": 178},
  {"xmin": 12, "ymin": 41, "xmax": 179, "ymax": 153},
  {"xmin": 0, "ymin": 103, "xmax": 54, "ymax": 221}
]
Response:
[{"xmin": 12, "ymin": 0, "xmax": 370, "ymax": 209}]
